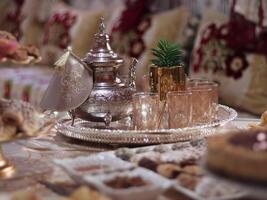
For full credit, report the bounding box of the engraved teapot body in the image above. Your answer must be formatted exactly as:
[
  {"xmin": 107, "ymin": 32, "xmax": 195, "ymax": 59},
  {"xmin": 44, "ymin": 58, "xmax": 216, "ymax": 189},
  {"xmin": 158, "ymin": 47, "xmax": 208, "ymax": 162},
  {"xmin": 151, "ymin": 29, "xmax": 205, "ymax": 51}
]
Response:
[{"xmin": 74, "ymin": 18, "xmax": 137, "ymax": 124}]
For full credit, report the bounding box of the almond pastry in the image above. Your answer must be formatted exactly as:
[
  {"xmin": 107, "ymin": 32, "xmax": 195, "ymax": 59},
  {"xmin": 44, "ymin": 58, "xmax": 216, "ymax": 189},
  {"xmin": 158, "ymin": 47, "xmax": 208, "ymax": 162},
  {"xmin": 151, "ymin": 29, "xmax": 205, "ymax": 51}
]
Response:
[
  {"xmin": 68, "ymin": 186, "xmax": 110, "ymax": 200},
  {"xmin": 11, "ymin": 190, "xmax": 40, "ymax": 200},
  {"xmin": 138, "ymin": 157, "xmax": 160, "ymax": 171},
  {"xmin": 260, "ymin": 111, "xmax": 267, "ymax": 126},
  {"xmin": 12, "ymin": 187, "xmax": 110, "ymax": 200},
  {"xmin": 249, "ymin": 110, "xmax": 267, "ymax": 130},
  {"xmin": 2, "ymin": 110, "xmax": 24, "ymax": 127},
  {"xmin": 0, "ymin": 125, "xmax": 17, "ymax": 141},
  {"xmin": 156, "ymin": 163, "xmax": 182, "ymax": 179},
  {"xmin": 182, "ymin": 165, "xmax": 204, "ymax": 177},
  {"xmin": 177, "ymin": 173, "xmax": 201, "ymax": 190}
]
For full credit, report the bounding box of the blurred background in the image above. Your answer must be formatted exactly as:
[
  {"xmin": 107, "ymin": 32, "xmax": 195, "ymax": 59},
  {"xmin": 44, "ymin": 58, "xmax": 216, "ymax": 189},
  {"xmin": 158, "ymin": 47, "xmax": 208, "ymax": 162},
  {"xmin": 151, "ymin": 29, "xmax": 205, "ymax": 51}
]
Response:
[{"xmin": 0, "ymin": 0, "xmax": 266, "ymax": 117}]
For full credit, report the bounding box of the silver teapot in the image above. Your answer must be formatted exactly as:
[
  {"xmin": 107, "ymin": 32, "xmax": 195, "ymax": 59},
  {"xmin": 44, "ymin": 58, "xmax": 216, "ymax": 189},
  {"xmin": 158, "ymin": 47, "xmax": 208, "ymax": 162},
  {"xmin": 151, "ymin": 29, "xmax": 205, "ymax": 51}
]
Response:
[
  {"xmin": 73, "ymin": 18, "xmax": 137, "ymax": 125},
  {"xmin": 41, "ymin": 17, "xmax": 137, "ymax": 126}
]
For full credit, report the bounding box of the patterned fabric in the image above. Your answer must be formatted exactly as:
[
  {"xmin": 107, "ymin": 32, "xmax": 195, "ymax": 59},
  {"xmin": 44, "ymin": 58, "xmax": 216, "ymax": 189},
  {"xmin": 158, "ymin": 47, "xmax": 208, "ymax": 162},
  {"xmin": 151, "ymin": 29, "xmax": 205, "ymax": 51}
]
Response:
[
  {"xmin": 192, "ymin": 0, "xmax": 267, "ymax": 80},
  {"xmin": 110, "ymin": 0, "xmax": 152, "ymax": 59},
  {"xmin": 192, "ymin": 22, "xmax": 249, "ymax": 80},
  {"xmin": 43, "ymin": 11, "xmax": 77, "ymax": 49},
  {"xmin": 0, "ymin": 67, "xmax": 52, "ymax": 108},
  {"xmin": 191, "ymin": 8, "xmax": 267, "ymax": 115},
  {"xmin": 108, "ymin": 3, "xmax": 190, "ymax": 90},
  {"xmin": 39, "ymin": 3, "xmax": 105, "ymax": 65},
  {"xmin": 180, "ymin": 15, "xmax": 201, "ymax": 74}
]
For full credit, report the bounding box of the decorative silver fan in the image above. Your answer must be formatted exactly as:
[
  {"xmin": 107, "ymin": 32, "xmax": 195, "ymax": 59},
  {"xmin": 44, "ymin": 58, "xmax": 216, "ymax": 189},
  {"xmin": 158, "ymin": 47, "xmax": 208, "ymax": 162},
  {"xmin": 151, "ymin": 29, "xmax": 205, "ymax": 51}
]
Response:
[{"xmin": 40, "ymin": 47, "xmax": 93, "ymax": 112}]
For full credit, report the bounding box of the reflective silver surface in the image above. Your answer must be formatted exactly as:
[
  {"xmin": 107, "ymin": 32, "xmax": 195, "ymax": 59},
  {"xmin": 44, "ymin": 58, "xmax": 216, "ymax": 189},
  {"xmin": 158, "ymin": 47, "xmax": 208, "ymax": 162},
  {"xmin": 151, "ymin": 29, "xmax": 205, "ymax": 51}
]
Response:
[
  {"xmin": 56, "ymin": 104, "xmax": 238, "ymax": 145},
  {"xmin": 74, "ymin": 17, "xmax": 137, "ymax": 123}
]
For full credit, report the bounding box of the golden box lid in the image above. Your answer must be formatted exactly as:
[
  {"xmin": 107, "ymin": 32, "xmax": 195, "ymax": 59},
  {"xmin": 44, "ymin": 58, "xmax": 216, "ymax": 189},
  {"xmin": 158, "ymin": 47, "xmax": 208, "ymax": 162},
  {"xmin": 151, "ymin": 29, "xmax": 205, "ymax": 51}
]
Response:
[{"xmin": 83, "ymin": 17, "xmax": 123, "ymax": 68}]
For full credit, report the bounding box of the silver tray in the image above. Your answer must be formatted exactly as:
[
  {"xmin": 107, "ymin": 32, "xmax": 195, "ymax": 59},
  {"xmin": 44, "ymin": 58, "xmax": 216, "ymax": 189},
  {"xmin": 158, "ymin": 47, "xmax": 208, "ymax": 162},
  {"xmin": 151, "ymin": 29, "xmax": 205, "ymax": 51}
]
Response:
[{"xmin": 55, "ymin": 104, "xmax": 237, "ymax": 145}]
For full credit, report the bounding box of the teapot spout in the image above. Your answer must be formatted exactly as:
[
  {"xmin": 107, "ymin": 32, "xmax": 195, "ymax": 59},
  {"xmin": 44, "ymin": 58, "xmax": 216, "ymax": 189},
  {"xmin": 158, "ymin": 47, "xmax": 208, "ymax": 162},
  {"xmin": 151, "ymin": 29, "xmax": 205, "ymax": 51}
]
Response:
[{"xmin": 128, "ymin": 58, "xmax": 138, "ymax": 89}]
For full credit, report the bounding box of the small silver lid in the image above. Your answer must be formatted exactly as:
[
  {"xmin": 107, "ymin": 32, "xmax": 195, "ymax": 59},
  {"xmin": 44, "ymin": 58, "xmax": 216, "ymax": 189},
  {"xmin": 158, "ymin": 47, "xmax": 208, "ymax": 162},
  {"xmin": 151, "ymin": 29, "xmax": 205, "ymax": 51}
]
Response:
[{"xmin": 83, "ymin": 17, "xmax": 124, "ymax": 68}]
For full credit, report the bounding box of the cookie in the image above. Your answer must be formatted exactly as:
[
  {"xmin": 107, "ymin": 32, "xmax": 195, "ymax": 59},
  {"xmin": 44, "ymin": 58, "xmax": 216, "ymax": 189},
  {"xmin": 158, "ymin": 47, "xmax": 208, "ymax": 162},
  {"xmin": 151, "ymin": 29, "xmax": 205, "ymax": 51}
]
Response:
[
  {"xmin": 260, "ymin": 111, "xmax": 267, "ymax": 126},
  {"xmin": 11, "ymin": 190, "xmax": 40, "ymax": 200},
  {"xmin": 2, "ymin": 110, "xmax": 24, "ymax": 127},
  {"xmin": 138, "ymin": 157, "xmax": 159, "ymax": 171},
  {"xmin": 70, "ymin": 186, "xmax": 110, "ymax": 200},
  {"xmin": 182, "ymin": 165, "xmax": 205, "ymax": 177},
  {"xmin": 156, "ymin": 163, "xmax": 182, "ymax": 179},
  {"xmin": 0, "ymin": 125, "xmax": 17, "ymax": 141},
  {"xmin": 177, "ymin": 173, "xmax": 201, "ymax": 190}
]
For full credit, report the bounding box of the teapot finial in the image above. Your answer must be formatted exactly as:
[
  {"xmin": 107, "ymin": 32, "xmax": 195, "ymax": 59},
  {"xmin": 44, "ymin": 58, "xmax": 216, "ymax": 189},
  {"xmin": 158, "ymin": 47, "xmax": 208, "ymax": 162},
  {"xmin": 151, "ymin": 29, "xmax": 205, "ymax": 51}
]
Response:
[
  {"xmin": 128, "ymin": 58, "xmax": 138, "ymax": 89},
  {"xmin": 99, "ymin": 17, "xmax": 106, "ymax": 34}
]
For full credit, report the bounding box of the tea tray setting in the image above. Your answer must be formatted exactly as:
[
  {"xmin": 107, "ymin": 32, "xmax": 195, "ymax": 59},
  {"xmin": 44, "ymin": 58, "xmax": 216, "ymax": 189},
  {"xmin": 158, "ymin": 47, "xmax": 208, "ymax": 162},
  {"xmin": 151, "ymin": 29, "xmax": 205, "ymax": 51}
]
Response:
[{"xmin": 37, "ymin": 18, "xmax": 238, "ymax": 146}]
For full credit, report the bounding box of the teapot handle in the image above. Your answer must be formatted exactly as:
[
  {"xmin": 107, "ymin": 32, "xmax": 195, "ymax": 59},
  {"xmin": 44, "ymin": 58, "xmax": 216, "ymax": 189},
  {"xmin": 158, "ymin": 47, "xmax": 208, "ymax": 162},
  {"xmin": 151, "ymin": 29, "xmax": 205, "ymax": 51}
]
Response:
[{"xmin": 128, "ymin": 58, "xmax": 138, "ymax": 89}]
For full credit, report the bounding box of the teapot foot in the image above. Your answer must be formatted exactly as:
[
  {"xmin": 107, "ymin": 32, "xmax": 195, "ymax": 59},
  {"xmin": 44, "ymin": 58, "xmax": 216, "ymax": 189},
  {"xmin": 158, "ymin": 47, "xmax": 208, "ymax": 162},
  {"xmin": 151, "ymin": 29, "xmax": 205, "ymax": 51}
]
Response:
[
  {"xmin": 104, "ymin": 112, "xmax": 112, "ymax": 127},
  {"xmin": 68, "ymin": 110, "xmax": 76, "ymax": 126}
]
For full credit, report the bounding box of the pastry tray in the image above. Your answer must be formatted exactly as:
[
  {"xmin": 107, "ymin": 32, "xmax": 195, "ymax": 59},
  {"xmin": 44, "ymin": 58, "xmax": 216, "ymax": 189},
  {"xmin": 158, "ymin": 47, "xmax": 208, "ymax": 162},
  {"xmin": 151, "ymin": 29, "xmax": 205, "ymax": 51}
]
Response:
[
  {"xmin": 0, "ymin": 99, "xmax": 55, "ymax": 144},
  {"xmin": 54, "ymin": 140, "xmax": 247, "ymax": 200}
]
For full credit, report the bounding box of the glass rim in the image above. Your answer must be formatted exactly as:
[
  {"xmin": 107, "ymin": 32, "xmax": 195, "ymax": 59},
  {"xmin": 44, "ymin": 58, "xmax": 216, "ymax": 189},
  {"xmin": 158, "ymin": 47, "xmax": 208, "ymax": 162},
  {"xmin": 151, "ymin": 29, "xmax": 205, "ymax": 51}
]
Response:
[
  {"xmin": 188, "ymin": 79, "xmax": 218, "ymax": 86},
  {"xmin": 194, "ymin": 82, "xmax": 218, "ymax": 87},
  {"xmin": 167, "ymin": 90, "xmax": 192, "ymax": 96},
  {"xmin": 188, "ymin": 78, "xmax": 209, "ymax": 82},
  {"xmin": 187, "ymin": 86, "xmax": 213, "ymax": 92},
  {"xmin": 187, "ymin": 83, "xmax": 218, "ymax": 89},
  {"xmin": 133, "ymin": 92, "xmax": 159, "ymax": 98}
]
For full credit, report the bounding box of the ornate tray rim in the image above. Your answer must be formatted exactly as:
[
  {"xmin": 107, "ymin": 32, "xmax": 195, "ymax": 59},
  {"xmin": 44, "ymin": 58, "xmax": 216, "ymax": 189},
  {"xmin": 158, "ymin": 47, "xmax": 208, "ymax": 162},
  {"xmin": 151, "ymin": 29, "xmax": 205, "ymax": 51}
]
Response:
[{"xmin": 55, "ymin": 104, "xmax": 237, "ymax": 145}]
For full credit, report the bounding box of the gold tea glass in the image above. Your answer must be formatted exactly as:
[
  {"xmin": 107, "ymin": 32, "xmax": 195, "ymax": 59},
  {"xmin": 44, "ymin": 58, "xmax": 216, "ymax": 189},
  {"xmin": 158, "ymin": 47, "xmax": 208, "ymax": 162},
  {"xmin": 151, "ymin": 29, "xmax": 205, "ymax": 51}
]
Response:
[
  {"xmin": 199, "ymin": 82, "xmax": 218, "ymax": 120},
  {"xmin": 166, "ymin": 91, "xmax": 192, "ymax": 128},
  {"xmin": 187, "ymin": 78, "xmax": 210, "ymax": 88},
  {"xmin": 188, "ymin": 79, "xmax": 219, "ymax": 120},
  {"xmin": 132, "ymin": 92, "xmax": 160, "ymax": 130},
  {"xmin": 189, "ymin": 86, "xmax": 213, "ymax": 125}
]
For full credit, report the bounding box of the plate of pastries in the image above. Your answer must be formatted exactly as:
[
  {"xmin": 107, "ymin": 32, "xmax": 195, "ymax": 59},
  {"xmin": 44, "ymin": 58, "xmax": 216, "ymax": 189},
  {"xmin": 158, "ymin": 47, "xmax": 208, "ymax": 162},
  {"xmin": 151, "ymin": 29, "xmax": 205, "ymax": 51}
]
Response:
[
  {"xmin": 0, "ymin": 99, "xmax": 54, "ymax": 142},
  {"xmin": 0, "ymin": 31, "xmax": 41, "ymax": 64}
]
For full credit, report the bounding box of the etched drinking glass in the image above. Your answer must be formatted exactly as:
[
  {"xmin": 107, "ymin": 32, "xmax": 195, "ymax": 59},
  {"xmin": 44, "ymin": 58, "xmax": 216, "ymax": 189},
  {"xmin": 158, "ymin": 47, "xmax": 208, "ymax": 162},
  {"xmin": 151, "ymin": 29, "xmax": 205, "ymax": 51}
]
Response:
[
  {"xmin": 189, "ymin": 86, "xmax": 213, "ymax": 125},
  {"xmin": 167, "ymin": 91, "xmax": 192, "ymax": 128},
  {"xmin": 187, "ymin": 78, "xmax": 210, "ymax": 88},
  {"xmin": 201, "ymin": 82, "xmax": 218, "ymax": 120},
  {"xmin": 188, "ymin": 79, "xmax": 218, "ymax": 120},
  {"xmin": 132, "ymin": 92, "xmax": 160, "ymax": 130}
]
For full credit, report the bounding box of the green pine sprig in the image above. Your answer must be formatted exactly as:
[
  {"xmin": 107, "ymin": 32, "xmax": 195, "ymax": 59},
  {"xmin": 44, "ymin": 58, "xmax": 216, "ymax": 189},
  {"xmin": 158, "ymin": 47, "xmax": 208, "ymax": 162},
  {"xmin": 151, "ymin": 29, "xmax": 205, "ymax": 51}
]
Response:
[{"xmin": 151, "ymin": 39, "xmax": 183, "ymax": 67}]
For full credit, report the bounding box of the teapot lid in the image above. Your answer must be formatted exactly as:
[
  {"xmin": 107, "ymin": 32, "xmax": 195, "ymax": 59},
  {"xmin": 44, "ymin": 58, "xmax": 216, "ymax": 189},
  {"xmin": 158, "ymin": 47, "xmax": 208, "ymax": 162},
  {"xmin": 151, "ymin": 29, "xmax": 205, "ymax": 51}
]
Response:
[{"xmin": 83, "ymin": 17, "xmax": 123, "ymax": 67}]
